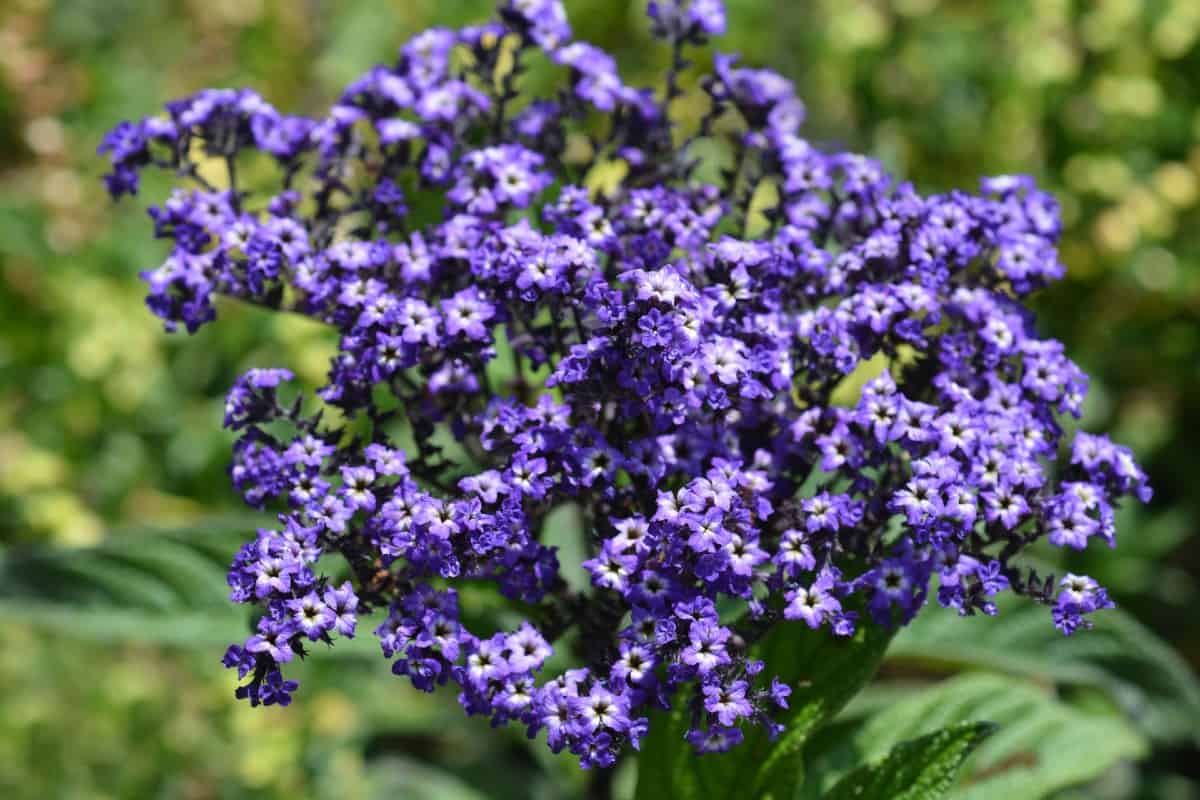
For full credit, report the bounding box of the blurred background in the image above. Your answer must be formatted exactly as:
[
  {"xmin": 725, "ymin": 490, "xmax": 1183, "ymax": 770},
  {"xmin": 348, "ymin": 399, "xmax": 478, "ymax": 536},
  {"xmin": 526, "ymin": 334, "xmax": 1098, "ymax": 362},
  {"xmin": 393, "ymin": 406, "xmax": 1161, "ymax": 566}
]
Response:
[{"xmin": 0, "ymin": 0, "xmax": 1197, "ymax": 797}]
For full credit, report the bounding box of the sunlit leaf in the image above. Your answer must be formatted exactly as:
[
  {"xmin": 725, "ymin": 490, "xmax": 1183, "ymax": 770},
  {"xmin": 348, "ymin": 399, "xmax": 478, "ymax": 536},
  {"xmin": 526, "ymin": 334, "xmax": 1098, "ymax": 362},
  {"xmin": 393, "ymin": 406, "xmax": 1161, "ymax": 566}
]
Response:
[
  {"xmin": 890, "ymin": 599, "xmax": 1200, "ymax": 745},
  {"xmin": 821, "ymin": 722, "xmax": 994, "ymax": 800}
]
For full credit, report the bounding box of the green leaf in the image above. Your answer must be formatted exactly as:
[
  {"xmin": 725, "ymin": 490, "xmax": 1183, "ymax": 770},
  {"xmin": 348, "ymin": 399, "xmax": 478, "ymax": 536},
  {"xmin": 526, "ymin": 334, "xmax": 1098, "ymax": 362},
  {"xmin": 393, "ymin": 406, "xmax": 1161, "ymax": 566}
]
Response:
[
  {"xmin": 360, "ymin": 756, "xmax": 491, "ymax": 800},
  {"xmin": 889, "ymin": 598, "xmax": 1200, "ymax": 745},
  {"xmin": 0, "ymin": 516, "xmax": 262, "ymax": 646},
  {"xmin": 821, "ymin": 722, "xmax": 994, "ymax": 800},
  {"xmin": 634, "ymin": 621, "xmax": 893, "ymax": 800},
  {"xmin": 802, "ymin": 673, "xmax": 1147, "ymax": 800}
]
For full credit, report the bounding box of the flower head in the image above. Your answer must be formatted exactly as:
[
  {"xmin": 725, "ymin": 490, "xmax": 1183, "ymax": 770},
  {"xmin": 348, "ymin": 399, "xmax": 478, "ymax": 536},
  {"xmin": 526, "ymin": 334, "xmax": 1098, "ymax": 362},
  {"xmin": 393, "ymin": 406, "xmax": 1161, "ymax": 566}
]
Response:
[{"xmin": 103, "ymin": 0, "xmax": 1145, "ymax": 767}]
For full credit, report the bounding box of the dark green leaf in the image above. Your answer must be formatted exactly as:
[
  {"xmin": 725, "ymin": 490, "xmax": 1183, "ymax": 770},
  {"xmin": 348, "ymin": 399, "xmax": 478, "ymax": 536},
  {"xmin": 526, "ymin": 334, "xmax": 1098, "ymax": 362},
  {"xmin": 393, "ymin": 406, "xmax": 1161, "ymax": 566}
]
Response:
[
  {"xmin": 361, "ymin": 756, "xmax": 491, "ymax": 800},
  {"xmin": 889, "ymin": 598, "xmax": 1200, "ymax": 745},
  {"xmin": 802, "ymin": 673, "xmax": 1147, "ymax": 800},
  {"xmin": 821, "ymin": 722, "xmax": 994, "ymax": 800},
  {"xmin": 0, "ymin": 516, "xmax": 262, "ymax": 646},
  {"xmin": 635, "ymin": 621, "xmax": 893, "ymax": 800}
]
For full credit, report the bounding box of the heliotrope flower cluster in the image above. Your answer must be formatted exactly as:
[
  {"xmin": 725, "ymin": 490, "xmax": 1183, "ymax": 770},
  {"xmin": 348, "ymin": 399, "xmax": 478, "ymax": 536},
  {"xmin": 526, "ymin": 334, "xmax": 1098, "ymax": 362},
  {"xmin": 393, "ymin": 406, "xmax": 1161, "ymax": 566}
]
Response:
[{"xmin": 101, "ymin": 0, "xmax": 1149, "ymax": 768}]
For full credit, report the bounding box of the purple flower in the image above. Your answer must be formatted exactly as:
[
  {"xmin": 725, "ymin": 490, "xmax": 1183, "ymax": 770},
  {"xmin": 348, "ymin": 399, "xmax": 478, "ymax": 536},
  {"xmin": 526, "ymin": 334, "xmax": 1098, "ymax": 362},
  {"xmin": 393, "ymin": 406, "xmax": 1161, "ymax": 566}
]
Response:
[
  {"xmin": 686, "ymin": 725, "xmax": 744, "ymax": 753},
  {"xmin": 703, "ymin": 679, "xmax": 752, "ymax": 726},
  {"xmin": 648, "ymin": 0, "xmax": 726, "ymax": 39},
  {"xmin": 612, "ymin": 643, "xmax": 655, "ymax": 687},
  {"xmin": 784, "ymin": 569, "xmax": 844, "ymax": 630},
  {"xmin": 502, "ymin": 0, "xmax": 571, "ymax": 49},
  {"xmin": 1053, "ymin": 574, "xmax": 1114, "ymax": 635},
  {"xmin": 581, "ymin": 686, "xmax": 630, "ymax": 733},
  {"xmin": 324, "ymin": 581, "xmax": 359, "ymax": 637},
  {"xmin": 288, "ymin": 591, "xmax": 336, "ymax": 640},
  {"xmin": 103, "ymin": 0, "xmax": 1150, "ymax": 767},
  {"xmin": 442, "ymin": 288, "xmax": 495, "ymax": 341},
  {"xmin": 680, "ymin": 621, "xmax": 731, "ymax": 675},
  {"xmin": 246, "ymin": 617, "xmax": 298, "ymax": 663},
  {"xmin": 769, "ymin": 677, "xmax": 791, "ymax": 709},
  {"xmin": 255, "ymin": 670, "xmax": 300, "ymax": 707},
  {"xmin": 583, "ymin": 542, "xmax": 638, "ymax": 593}
]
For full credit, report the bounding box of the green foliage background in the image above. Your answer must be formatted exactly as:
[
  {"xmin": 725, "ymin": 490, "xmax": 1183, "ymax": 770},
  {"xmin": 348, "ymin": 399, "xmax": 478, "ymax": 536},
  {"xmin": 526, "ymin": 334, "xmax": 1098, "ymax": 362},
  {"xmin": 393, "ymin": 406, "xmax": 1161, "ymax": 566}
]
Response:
[{"xmin": 0, "ymin": 0, "xmax": 1197, "ymax": 797}]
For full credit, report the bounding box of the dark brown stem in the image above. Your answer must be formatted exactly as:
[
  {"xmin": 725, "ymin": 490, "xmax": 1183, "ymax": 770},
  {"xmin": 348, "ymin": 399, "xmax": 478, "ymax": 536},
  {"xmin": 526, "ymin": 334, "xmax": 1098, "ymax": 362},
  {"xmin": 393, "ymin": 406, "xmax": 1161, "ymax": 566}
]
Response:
[{"xmin": 586, "ymin": 764, "xmax": 616, "ymax": 800}]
